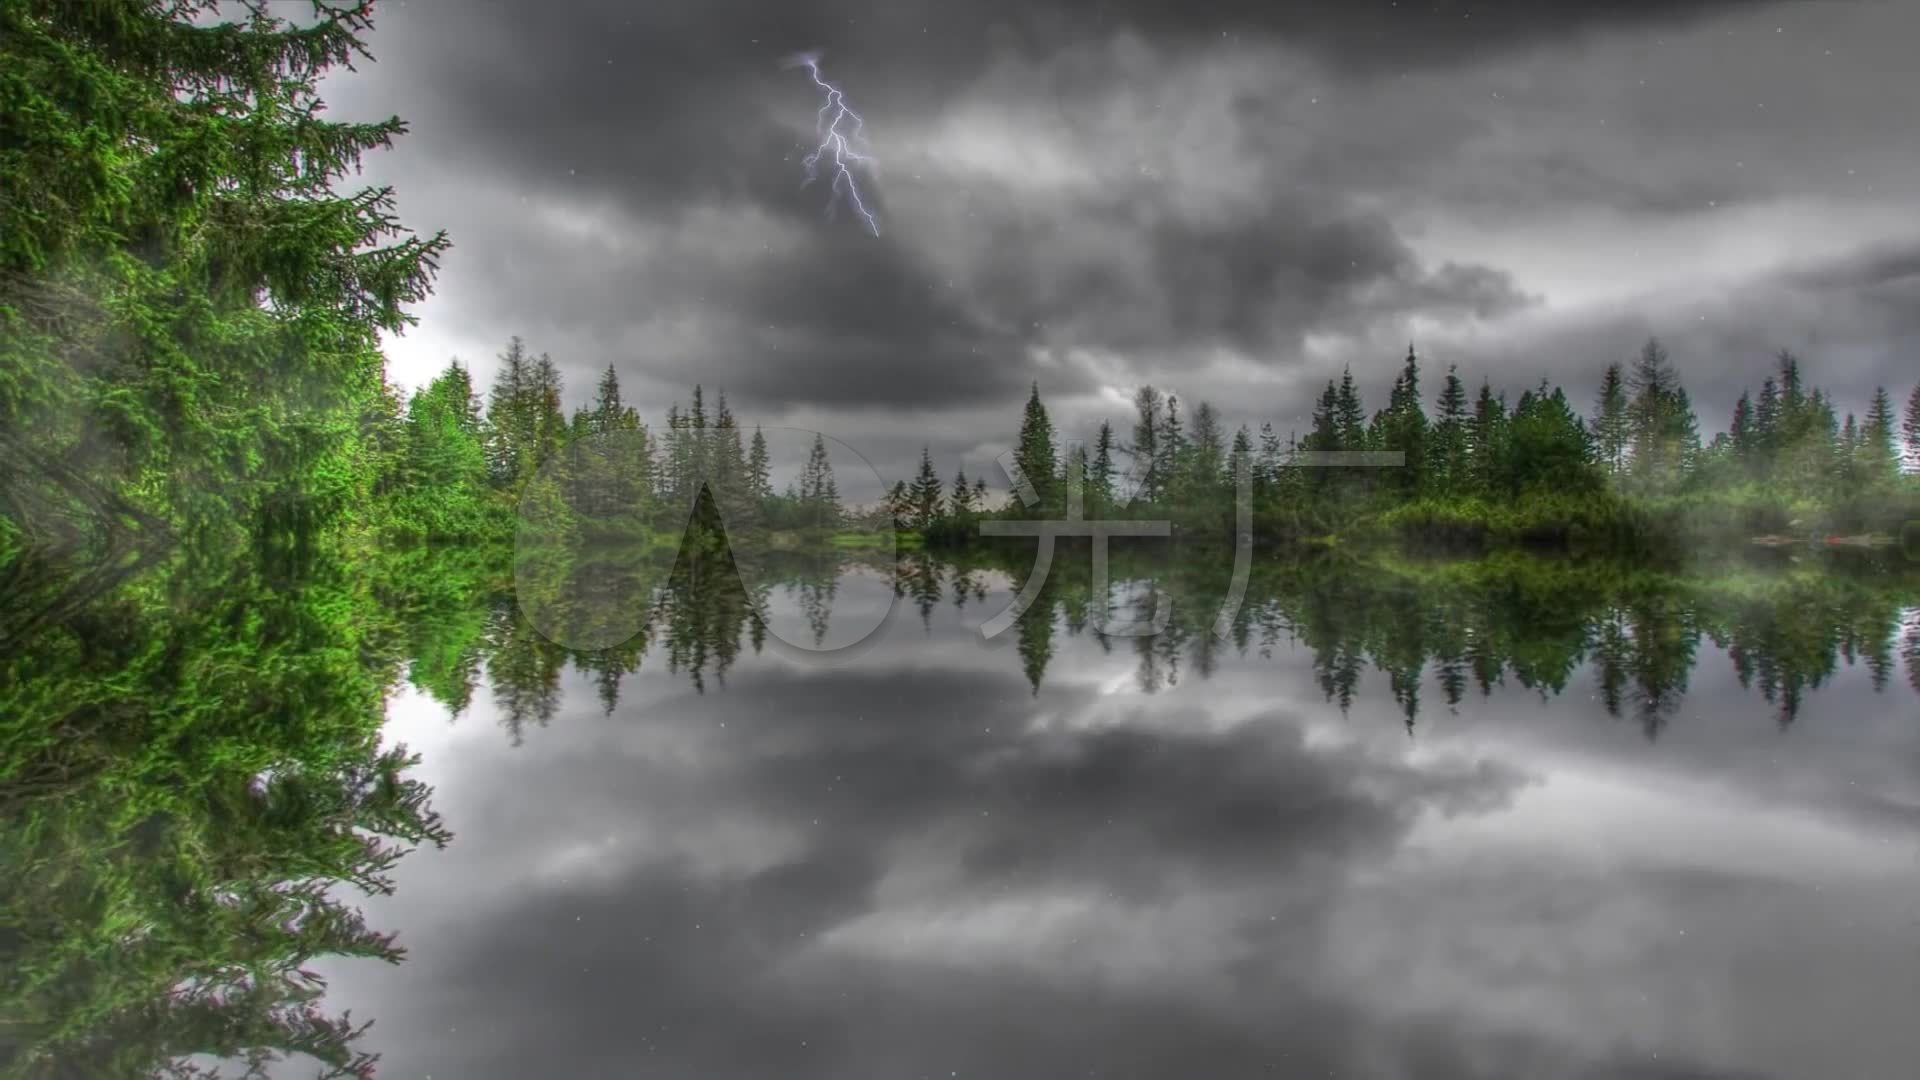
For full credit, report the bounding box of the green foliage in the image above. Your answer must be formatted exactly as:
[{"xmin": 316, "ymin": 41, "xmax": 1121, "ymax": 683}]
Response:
[
  {"xmin": 1013, "ymin": 381, "xmax": 1057, "ymax": 511},
  {"xmin": 1, "ymin": 0, "xmax": 447, "ymax": 551},
  {"xmin": 932, "ymin": 541, "xmax": 1920, "ymax": 727},
  {"xmin": 1, "ymin": 552, "xmax": 452, "ymax": 1079}
]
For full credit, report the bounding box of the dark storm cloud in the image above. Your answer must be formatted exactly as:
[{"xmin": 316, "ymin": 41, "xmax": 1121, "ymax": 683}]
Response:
[
  {"xmin": 346, "ymin": 0, "xmax": 1771, "ymax": 415},
  {"xmin": 960, "ymin": 197, "xmax": 1536, "ymax": 358},
  {"xmin": 449, "ymin": 194, "xmax": 1060, "ymax": 411}
]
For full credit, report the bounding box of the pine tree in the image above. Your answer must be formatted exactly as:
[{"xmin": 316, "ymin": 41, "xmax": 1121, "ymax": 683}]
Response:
[
  {"xmin": 949, "ymin": 467, "xmax": 975, "ymax": 516},
  {"xmin": 1755, "ymin": 376, "xmax": 1781, "ymax": 462},
  {"xmin": 1469, "ymin": 379, "xmax": 1509, "ymax": 496},
  {"xmin": 1626, "ymin": 338, "xmax": 1697, "ymax": 492},
  {"xmin": 1, "ymin": 0, "xmax": 455, "ymax": 1066},
  {"xmin": 1728, "ymin": 390, "xmax": 1756, "ymax": 469},
  {"xmin": 591, "ymin": 365, "xmax": 627, "ymax": 434},
  {"xmin": 1014, "ymin": 382, "xmax": 1058, "ymax": 509},
  {"xmin": 1229, "ymin": 425, "xmax": 1254, "ymax": 491},
  {"xmin": 1335, "ymin": 367, "xmax": 1367, "ymax": 450},
  {"xmin": 1159, "ymin": 395, "xmax": 1187, "ymax": 502},
  {"xmin": 799, "ymin": 433, "xmax": 840, "ymax": 528},
  {"xmin": 1864, "ymin": 386, "xmax": 1898, "ymax": 487},
  {"xmin": 1257, "ymin": 422, "xmax": 1284, "ymax": 497},
  {"xmin": 1506, "ymin": 382, "xmax": 1596, "ymax": 495},
  {"xmin": 1779, "ymin": 351, "xmax": 1806, "ymax": 414},
  {"xmin": 1380, "ymin": 345, "xmax": 1427, "ymax": 495},
  {"xmin": 1130, "ymin": 385, "xmax": 1163, "ymax": 503},
  {"xmin": 0, "ymin": 0, "xmax": 447, "ymax": 544},
  {"xmin": 487, "ymin": 337, "xmax": 533, "ymax": 485},
  {"xmin": 400, "ymin": 362, "xmax": 489, "ymax": 538},
  {"xmin": 686, "ymin": 384, "xmax": 709, "ymax": 490},
  {"xmin": 1838, "ymin": 412, "xmax": 1861, "ymax": 493},
  {"xmin": 662, "ymin": 403, "xmax": 688, "ymax": 502},
  {"xmin": 1904, "ymin": 384, "xmax": 1920, "ymax": 473},
  {"xmin": 712, "ymin": 391, "xmax": 747, "ymax": 514},
  {"xmin": 1090, "ymin": 421, "xmax": 1117, "ymax": 513},
  {"xmin": 529, "ymin": 352, "xmax": 566, "ymax": 458},
  {"xmin": 747, "ymin": 427, "xmax": 773, "ymax": 502},
  {"xmin": 1190, "ymin": 401, "xmax": 1225, "ymax": 491},
  {"xmin": 909, "ymin": 447, "xmax": 943, "ymax": 529},
  {"xmin": 1064, "ymin": 444, "xmax": 1091, "ymax": 509},
  {"xmin": 1304, "ymin": 381, "xmax": 1343, "ymax": 498},
  {"xmin": 1591, "ymin": 362, "xmax": 1630, "ymax": 476},
  {"xmin": 884, "ymin": 480, "xmax": 912, "ymax": 525}
]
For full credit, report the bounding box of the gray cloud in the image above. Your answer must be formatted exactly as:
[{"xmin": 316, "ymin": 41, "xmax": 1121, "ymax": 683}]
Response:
[{"xmin": 331, "ymin": 0, "xmax": 1920, "ymax": 472}]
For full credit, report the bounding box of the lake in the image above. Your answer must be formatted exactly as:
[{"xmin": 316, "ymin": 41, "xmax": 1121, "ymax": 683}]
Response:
[{"xmin": 5, "ymin": 546, "xmax": 1919, "ymax": 1078}]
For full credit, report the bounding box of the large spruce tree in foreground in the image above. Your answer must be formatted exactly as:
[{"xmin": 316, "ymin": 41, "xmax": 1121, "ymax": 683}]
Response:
[
  {"xmin": 0, "ymin": 0, "xmax": 447, "ymax": 554},
  {"xmin": 2, "ymin": 4, "xmax": 453, "ymax": 1077}
]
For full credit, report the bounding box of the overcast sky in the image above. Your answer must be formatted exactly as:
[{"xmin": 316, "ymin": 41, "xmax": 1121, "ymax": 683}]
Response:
[{"xmin": 327, "ymin": 0, "xmax": 1920, "ymax": 485}]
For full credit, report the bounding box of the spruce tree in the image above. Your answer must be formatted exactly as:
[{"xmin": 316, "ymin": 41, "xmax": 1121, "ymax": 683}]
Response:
[
  {"xmin": 1904, "ymin": 384, "xmax": 1920, "ymax": 473},
  {"xmin": 1625, "ymin": 339, "xmax": 1697, "ymax": 492},
  {"xmin": 799, "ymin": 433, "xmax": 839, "ymax": 527},
  {"xmin": 1729, "ymin": 391, "xmax": 1755, "ymax": 465},
  {"xmin": 487, "ymin": 337, "xmax": 533, "ymax": 485},
  {"xmin": 713, "ymin": 391, "xmax": 747, "ymax": 514},
  {"xmin": 1469, "ymin": 380, "xmax": 1508, "ymax": 496},
  {"xmin": 1064, "ymin": 444, "xmax": 1091, "ymax": 508},
  {"xmin": 1334, "ymin": 368, "xmax": 1367, "ymax": 451},
  {"xmin": 1190, "ymin": 401, "xmax": 1225, "ymax": 491},
  {"xmin": 1380, "ymin": 345, "xmax": 1427, "ymax": 495},
  {"xmin": 1755, "ymin": 376, "xmax": 1781, "ymax": 462},
  {"xmin": 1304, "ymin": 381, "xmax": 1343, "ymax": 498},
  {"xmin": 908, "ymin": 446, "xmax": 943, "ymax": 529},
  {"xmin": 1432, "ymin": 363, "xmax": 1470, "ymax": 494},
  {"xmin": 1864, "ymin": 386, "xmax": 1898, "ymax": 486},
  {"xmin": 1, "ymin": 0, "xmax": 447, "ymax": 545},
  {"xmin": 1090, "ymin": 421, "xmax": 1117, "ymax": 513},
  {"xmin": 1257, "ymin": 422, "xmax": 1284, "ymax": 497},
  {"xmin": 1130, "ymin": 385, "xmax": 1163, "ymax": 503},
  {"xmin": 1014, "ymin": 382, "xmax": 1058, "ymax": 508},
  {"xmin": 746, "ymin": 427, "xmax": 773, "ymax": 502},
  {"xmin": 884, "ymin": 480, "xmax": 912, "ymax": 525},
  {"xmin": 949, "ymin": 467, "xmax": 975, "ymax": 516},
  {"xmin": 1590, "ymin": 362, "xmax": 1629, "ymax": 477},
  {"xmin": 1229, "ymin": 425, "xmax": 1254, "ymax": 491},
  {"xmin": 1158, "ymin": 395, "xmax": 1186, "ymax": 500},
  {"xmin": 592, "ymin": 364, "xmax": 627, "ymax": 434}
]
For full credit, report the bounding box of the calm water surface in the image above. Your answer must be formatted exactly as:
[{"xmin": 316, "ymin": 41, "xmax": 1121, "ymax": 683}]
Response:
[{"xmin": 303, "ymin": 556, "xmax": 1920, "ymax": 1079}]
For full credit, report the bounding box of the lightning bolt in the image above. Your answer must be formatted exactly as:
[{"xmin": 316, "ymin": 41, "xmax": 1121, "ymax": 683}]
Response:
[{"xmin": 785, "ymin": 52, "xmax": 881, "ymax": 236}]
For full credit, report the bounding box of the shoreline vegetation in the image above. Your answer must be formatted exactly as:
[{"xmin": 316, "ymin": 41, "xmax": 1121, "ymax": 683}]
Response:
[{"xmin": 312, "ymin": 334, "xmax": 1920, "ymax": 566}]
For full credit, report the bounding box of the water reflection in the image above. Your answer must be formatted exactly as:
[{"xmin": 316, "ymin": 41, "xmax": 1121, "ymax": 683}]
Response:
[
  {"xmin": 1, "ymin": 552, "xmax": 450, "ymax": 1079},
  {"xmin": 475, "ymin": 546, "xmax": 1920, "ymax": 737},
  {"xmin": 6, "ymin": 544, "xmax": 1920, "ymax": 1077},
  {"xmin": 330, "ymin": 545, "xmax": 1920, "ymax": 1079}
]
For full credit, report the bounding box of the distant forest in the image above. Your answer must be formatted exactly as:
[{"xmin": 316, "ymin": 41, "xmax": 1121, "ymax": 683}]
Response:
[{"xmin": 201, "ymin": 333, "xmax": 1920, "ymax": 557}]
